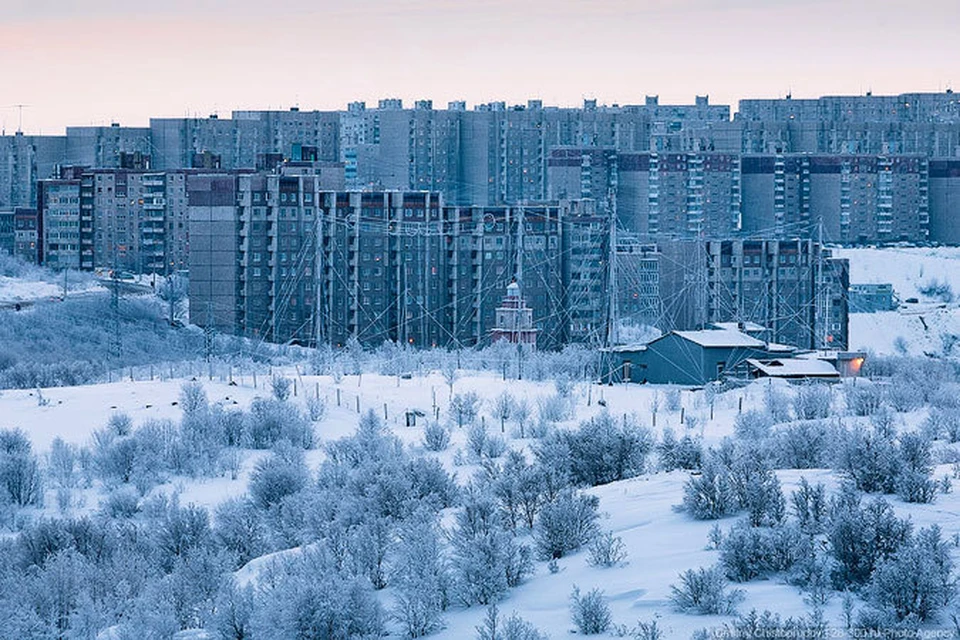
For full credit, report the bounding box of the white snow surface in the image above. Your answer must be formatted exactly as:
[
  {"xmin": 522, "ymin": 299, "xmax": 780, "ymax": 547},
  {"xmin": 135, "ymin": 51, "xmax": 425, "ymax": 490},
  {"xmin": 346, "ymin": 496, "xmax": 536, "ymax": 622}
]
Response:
[
  {"xmin": 834, "ymin": 246, "xmax": 960, "ymax": 301},
  {"xmin": 4, "ymin": 366, "xmax": 960, "ymax": 638}
]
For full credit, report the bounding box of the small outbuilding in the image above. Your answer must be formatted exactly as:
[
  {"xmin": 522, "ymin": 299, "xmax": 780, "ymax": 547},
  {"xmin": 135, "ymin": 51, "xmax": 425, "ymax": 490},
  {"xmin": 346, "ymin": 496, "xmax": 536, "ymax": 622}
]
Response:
[
  {"xmin": 601, "ymin": 328, "xmax": 796, "ymax": 386},
  {"xmin": 746, "ymin": 358, "xmax": 841, "ymax": 381}
]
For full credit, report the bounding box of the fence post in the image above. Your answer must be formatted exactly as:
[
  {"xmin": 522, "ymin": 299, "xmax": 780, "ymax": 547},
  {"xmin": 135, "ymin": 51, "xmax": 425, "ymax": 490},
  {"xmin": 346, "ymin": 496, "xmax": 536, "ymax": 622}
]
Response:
[
  {"xmin": 356, "ymin": 396, "xmax": 360, "ymax": 413},
  {"xmin": 337, "ymin": 388, "xmax": 341, "ymax": 407},
  {"xmin": 383, "ymin": 403, "xmax": 388, "ymax": 421}
]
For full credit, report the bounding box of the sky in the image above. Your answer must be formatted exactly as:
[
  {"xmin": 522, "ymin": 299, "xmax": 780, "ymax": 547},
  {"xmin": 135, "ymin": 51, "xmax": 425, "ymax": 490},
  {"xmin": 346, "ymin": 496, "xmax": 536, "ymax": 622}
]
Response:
[{"xmin": 0, "ymin": 0, "xmax": 957, "ymax": 134}]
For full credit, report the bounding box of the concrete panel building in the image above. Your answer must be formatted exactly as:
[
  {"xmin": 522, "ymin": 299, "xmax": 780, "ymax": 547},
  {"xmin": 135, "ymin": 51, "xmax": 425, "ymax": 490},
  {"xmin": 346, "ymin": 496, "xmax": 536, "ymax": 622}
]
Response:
[{"xmin": 929, "ymin": 160, "xmax": 960, "ymax": 244}]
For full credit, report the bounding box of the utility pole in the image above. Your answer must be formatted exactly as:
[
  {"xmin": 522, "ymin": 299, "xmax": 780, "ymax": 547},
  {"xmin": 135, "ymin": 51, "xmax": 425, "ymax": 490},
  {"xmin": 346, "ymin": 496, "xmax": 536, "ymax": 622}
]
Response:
[
  {"xmin": 111, "ymin": 258, "xmax": 122, "ymax": 359},
  {"xmin": 605, "ymin": 195, "xmax": 619, "ymax": 348},
  {"xmin": 815, "ymin": 220, "xmax": 826, "ymax": 350}
]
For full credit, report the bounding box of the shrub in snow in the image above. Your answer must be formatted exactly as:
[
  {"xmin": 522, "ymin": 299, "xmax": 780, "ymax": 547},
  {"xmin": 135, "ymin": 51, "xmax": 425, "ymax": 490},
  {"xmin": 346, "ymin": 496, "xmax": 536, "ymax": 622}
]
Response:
[
  {"xmin": 490, "ymin": 451, "xmax": 544, "ymax": 530},
  {"xmin": 719, "ymin": 610, "xmax": 827, "ymax": 639},
  {"xmin": 791, "ymin": 478, "xmax": 828, "ymax": 535},
  {"xmin": 535, "ymin": 411, "xmax": 652, "ymax": 487},
  {"xmin": 106, "ymin": 411, "xmax": 133, "ymax": 437},
  {"xmin": 451, "ymin": 485, "xmax": 533, "ymax": 605},
  {"xmin": 534, "ymin": 490, "xmax": 600, "ymax": 560},
  {"xmin": 511, "ymin": 397, "xmax": 532, "ymax": 439},
  {"xmin": 103, "ymin": 486, "xmax": 140, "ymax": 518},
  {"xmin": 587, "ymin": 530, "xmax": 627, "ymax": 567},
  {"xmin": 681, "ymin": 458, "xmax": 738, "ymax": 520},
  {"xmin": 391, "ymin": 516, "xmax": 448, "ymax": 638},
  {"xmin": 657, "ymin": 428, "xmax": 704, "ymax": 471},
  {"xmin": 305, "ymin": 395, "xmax": 326, "ymax": 422},
  {"xmin": 214, "ymin": 580, "xmax": 256, "ymax": 640},
  {"xmin": 719, "ymin": 521, "xmax": 802, "ymax": 582},
  {"xmin": 450, "ymin": 391, "xmax": 482, "ymax": 429},
  {"xmin": 669, "ymin": 566, "xmax": 743, "ymax": 615},
  {"xmin": 214, "ymin": 497, "xmax": 267, "ymax": 568},
  {"xmin": 537, "ymin": 392, "xmax": 571, "ymax": 425},
  {"xmin": 476, "ymin": 605, "xmax": 547, "ymax": 640},
  {"xmin": 836, "ymin": 426, "xmax": 900, "ymax": 494},
  {"xmin": 741, "ymin": 465, "xmax": 786, "ymax": 528},
  {"xmin": 152, "ymin": 498, "xmax": 212, "ymax": 571},
  {"xmin": 422, "ymin": 420, "xmax": 451, "ymax": 452},
  {"xmin": 733, "ymin": 410, "xmax": 773, "ymax": 440},
  {"xmin": 793, "ymin": 383, "xmax": 832, "ymax": 420},
  {"xmin": 869, "ymin": 525, "xmax": 954, "ymax": 623},
  {"xmin": 249, "ymin": 444, "xmax": 309, "ymax": 509},
  {"xmin": 844, "ymin": 382, "xmax": 883, "ymax": 417},
  {"xmin": 769, "ymin": 420, "xmax": 831, "ymax": 469},
  {"xmin": 922, "ymin": 407, "xmax": 960, "ymax": 442},
  {"xmin": 885, "ymin": 379, "xmax": 923, "ymax": 413},
  {"xmin": 570, "ymin": 586, "xmax": 612, "ymax": 635},
  {"xmin": 919, "ymin": 278, "xmax": 954, "ymax": 303},
  {"xmin": 270, "ymin": 375, "xmax": 292, "ymax": 401},
  {"xmin": 827, "ymin": 491, "xmax": 912, "ymax": 589},
  {"xmin": 244, "ymin": 397, "xmax": 313, "ymax": 449},
  {"xmin": 466, "ymin": 422, "xmax": 489, "ymax": 459},
  {"xmin": 896, "ymin": 432, "xmax": 936, "ymax": 503},
  {"xmin": 178, "ymin": 381, "xmax": 208, "ymax": 415},
  {"xmin": 0, "ymin": 428, "xmax": 43, "ymax": 507},
  {"xmin": 490, "ymin": 391, "xmax": 515, "ymax": 434},
  {"xmin": 762, "ymin": 385, "xmax": 792, "ymax": 422},
  {"xmin": 483, "ymin": 434, "xmax": 508, "ymax": 459}
]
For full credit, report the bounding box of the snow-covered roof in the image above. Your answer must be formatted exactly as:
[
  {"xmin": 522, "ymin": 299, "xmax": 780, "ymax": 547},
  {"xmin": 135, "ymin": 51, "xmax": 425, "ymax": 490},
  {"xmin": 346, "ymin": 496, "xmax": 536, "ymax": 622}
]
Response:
[
  {"xmin": 766, "ymin": 342, "xmax": 797, "ymax": 353},
  {"xmin": 604, "ymin": 343, "xmax": 648, "ymax": 353},
  {"xmin": 746, "ymin": 358, "xmax": 840, "ymax": 379},
  {"xmin": 709, "ymin": 321, "xmax": 768, "ymax": 333},
  {"xmin": 673, "ymin": 329, "xmax": 766, "ymax": 348}
]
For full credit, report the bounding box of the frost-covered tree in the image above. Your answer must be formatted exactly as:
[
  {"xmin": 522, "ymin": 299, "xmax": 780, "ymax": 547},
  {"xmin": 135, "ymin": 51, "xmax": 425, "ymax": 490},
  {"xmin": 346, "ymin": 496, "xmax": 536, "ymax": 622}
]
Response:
[
  {"xmin": 836, "ymin": 426, "xmax": 900, "ymax": 494},
  {"xmin": 828, "ymin": 491, "xmax": 912, "ymax": 588},
  {"xmin": 869, "ymin": 525, "xmax": 954, "ymax": 623},
  {"xmin": 669, "ymin": 566, "xmax": 744, "ymax": 615},
  {"xmin": 490, "ymin": 391, "xmax": 514, "ymax": 434},
  {"xmin": 392, "ymin": 515, "xmax": 448, "ymax": 638},
  {"xmin": 450, "ymin": 391, "xmax": 482, "ymax": 429},
  {"xmin": 896, "ymin": 431, "xmax": 936, "ymax": 503},
  {"xmin": 681, "ymin": 456, "xmax": 738, "ymax": 520},
  {"xmin": 0, "ymin": 428, "xmax": 43, "ymax": 507},
  {"xmin": 475, "ymin": 604, "xmax": 548, "ymax": 640},
  {"xmin": 534, "ymin": 490, "xmax": 600, "ymax": 560},
  {"xmin": 657, "ymin": 428, "xmax": 703, "ymax": 471},
  {"xmin": 249, "ymin": 443, "xmax": 309, "ymax": 510},
  {"xmin": 270, "ymin": 375, "xmax": 293, "ymax": 401},
  {"xmin": 791, "ymin": 478, "xmax": 828, "ymax": 535},
  {"xmin": 793, "ymin": 383, "xmax": 832, "ymax": 420},
  {"xmin": 569, "ymin": 586, "xmax": 612, "ymax": 635}
]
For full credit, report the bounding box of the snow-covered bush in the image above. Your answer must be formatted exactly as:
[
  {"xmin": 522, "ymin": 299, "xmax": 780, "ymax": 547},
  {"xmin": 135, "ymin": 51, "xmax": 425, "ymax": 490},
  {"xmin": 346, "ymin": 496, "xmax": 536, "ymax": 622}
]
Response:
[
  {"xmin": 923, "ymin": 407, "xmax": 960, "ymax": 442},
  {"xmin": 535, "ymin": 411, "xmax": 653, "ymax": 487},
  {"xmin": 681, "ymin": 457, "xmax": 738, "ymax": 520},
  {"xmin": 836, "ymin": 426, "xmax": 900, "ymax": 494},
  {"xmin": 244, "ymin": 397, "xmax": 313, "ymax": 449},
  {"xmin": 214, "ymin": 497, "xmax": 267, "ymax": 568},
  {"xmin": 537, "ymin": 393, "xmax": 571, "ymax": 424},
  {"xmin": 476, "ymin": 605, "xmax": 547, "ymax": 640},
  {"xmin": 669, "ymin": 566, "xmax": 744, "ymax": 615},
  {"xmin": 305, "ymin": 395, "xmax": 326, "ymax": 422},
  {"xmin": 769, "ymin": 420, "xmax": 831, "ymax": 469},
  {"xmin": 102, "ymin": 486, "xmax": 140, "ymax": 518},
  {"xmin": 179, "ymin": 381, "xmax": 208, "ymax": 415},
  {"xmin": 422, "ymin": 420, "xmax": 452, "ymax": 452},
  {"xmin": 791, "ymin": 478, "xmax": 828, "ymax": 535},
  {"xmin": 534, "ymin": 490, "xmax": 600, "ymax": 560},
  {"xmin": 248, "ymin": 444, "xmax": 309, "ymax": 509},
  {"xmin": 657, "ymin": 428, "xmax": 703, "ymax": 471},
  {"xmin": 868, "ymin": 525, "xmax": 954, "ymax": 623},
  {"xmin": 793, "ymin": 383, "xmax": 832, "ymax": 420},
  {"xmin": 587, "ymin": 530, "xmax": 627, "ymax": 567},
  {"xmin": 827, "ymin": 491, "xmax": 912, "ymax": 589},
  {"xmin": 270, "ymin": 375, "xmax": 292, "ymax": 401},
  {"xmin": 450, "ymin": 391, "xmax": 482, "ymax": 429},
  {"xmin": 896, "ymin": 432, "xmax": 936, "ymax": 503},
  {"xmin": 451, "ymin": 488, "xmax": 533, "ymax": 605},
  {"xmin": 719, "ymin": 521, "xmax": 801, "ymax": 582},
  {"xmin": 392, "ymin": 516, "xmax": 448, "ymax": 638},
  {"xmin": 0, "ymin": 428, "xmax": 43, "ymax": 507},
  {"xmin": 844, "ymin": 382, "xmax": 883, "ymax": 417},
  {"xmin": 490, "ymin": 451, "xmax": 544, "ymax": 530},
  {"xmin": 733, "ymin": 410, "xmax": 773, "ymax": 440},
  {"xmin": 570, "ymin": 586, "xmax": 612, "ymax": 635},
  {"xmin": 762, "ymin": 385, "xmax": 791, "ymax": 422}
]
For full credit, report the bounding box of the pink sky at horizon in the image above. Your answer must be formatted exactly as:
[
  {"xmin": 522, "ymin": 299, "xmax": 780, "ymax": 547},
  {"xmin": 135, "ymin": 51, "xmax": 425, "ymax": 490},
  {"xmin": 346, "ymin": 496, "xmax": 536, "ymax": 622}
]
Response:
[{"xmin": 1, "ymin": 0, "xmax": 957, "ymax": 135}]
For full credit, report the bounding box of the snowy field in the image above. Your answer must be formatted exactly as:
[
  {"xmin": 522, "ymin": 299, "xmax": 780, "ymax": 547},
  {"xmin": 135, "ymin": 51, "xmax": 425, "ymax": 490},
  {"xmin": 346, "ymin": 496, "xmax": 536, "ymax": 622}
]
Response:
[
  {"xmin": 3, "ymin": 366, "xmax": 960, "ymax": 638},
  {"xmin": 838, "ymin": 247, "xmax": 960, "ymax": 356}
]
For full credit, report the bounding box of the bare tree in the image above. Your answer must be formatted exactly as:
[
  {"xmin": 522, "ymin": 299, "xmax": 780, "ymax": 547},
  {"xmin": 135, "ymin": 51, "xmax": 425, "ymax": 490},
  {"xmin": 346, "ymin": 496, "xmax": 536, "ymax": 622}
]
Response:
[
  {"xmin": 157, "ymin": 273, "xmax": 188, "ymax": 326},
  {"xmin": 491, "ymin": 391, "xmax": 514, "ymax": 434}
]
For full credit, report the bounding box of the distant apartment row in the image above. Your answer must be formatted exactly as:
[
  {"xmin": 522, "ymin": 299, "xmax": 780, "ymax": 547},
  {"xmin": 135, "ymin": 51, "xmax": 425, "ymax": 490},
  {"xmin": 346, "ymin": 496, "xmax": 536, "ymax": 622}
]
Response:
[
  {"xmin": 186, "ymin": 167, "xmax": 848, "ymax": 351},
  {"xmin": 1, "ymin": 90, "xmax": 958, "ymax": 217}
]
